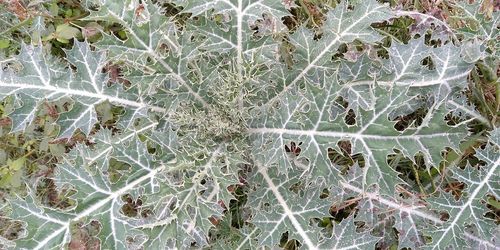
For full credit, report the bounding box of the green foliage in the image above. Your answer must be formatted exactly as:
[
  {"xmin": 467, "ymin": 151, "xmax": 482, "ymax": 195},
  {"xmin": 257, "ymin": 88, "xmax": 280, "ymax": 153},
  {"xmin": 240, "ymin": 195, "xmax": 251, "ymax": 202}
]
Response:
[{"xmin": 0, "ymin": 0, "xmax": 498, "ymax": 249}]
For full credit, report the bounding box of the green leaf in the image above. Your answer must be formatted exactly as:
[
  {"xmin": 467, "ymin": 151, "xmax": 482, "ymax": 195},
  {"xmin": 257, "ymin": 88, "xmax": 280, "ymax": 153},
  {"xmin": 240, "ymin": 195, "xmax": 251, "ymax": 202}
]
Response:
[
  {"xmin": 55, "ymin": 24, "xmax": 79, "ymax": 39},
  {"xmin": 0, "ymin": 39, "xmax": 10, "ymax": 49},
  {"xmin": 0, "ymin": 157, "xmax": 25, "ymax": 188}
]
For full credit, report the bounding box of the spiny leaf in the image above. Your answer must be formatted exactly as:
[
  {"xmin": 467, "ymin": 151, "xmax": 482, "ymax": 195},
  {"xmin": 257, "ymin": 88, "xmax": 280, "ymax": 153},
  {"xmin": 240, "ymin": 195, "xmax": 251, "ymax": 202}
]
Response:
[
  {"xmin": 452, "ymin": 1, "xmax": 499, "ymax": 42},
  {"xmin": 85, "ymin": 0, "xmax": 209, "ymax": 108},
  {"xmin": 0, "ymin": 42, "xmax": 162, "ymax": 138},
  {"xmin": 317, "ymin": 216, "xmax": 380, "ymax": 250},
  {"xmin": 424, "ymin": 128, "xmax": 500, "ymax": 249},
  {"xmin": 8, "ymin": 125, "xmax": 165, "ymax": 249},
  {"xmin": 249, "ymin": 79, "xmax": 467, "ymax": 194},
  {"xmin": 258, "ymin": 0, "xmax": 393, "ymax": 107}
]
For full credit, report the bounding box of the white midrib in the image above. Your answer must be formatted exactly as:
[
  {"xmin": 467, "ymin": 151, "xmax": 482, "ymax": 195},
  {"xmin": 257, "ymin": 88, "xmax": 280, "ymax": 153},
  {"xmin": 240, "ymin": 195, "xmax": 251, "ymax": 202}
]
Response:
[
  {"xmin": 134, "ymin": 146, "xmax": 223, "ymax": 231},
  {"xmin": 458, "ymin": 7, "xmax": 488, "ymax": 37},
  {"xmin": 356, "ymin": 90, "xmax": 404, "ymax": 135},
  {"xmin": 414, "ymin": 49, "xmax": 451, "ymax": 134},
  {"xmin": 12, "ymin": 105, "xmax": 37, "ymax": 132},
  {"xmin": 0, "ymin": 81, "xmax": 167, "ymax": 113},
  {"xmin": 463, "ymin": 231, "xmax": 498, "ymax": 249},
  {"xmin": 116, "ymin": 145, "xmax": 152, "ymax": 172},
  {"xmin": 17, "ymin": 203, "xmax": 67, "ymax": 226},
  {"xmin": 248, "ymin": 127, "xmax": 461, "ymax": 140},
  {"xmin": 259, "ymin": 167, "xmax": 318, "ymax": 250},
  {"xmin": 340, "ymin": 182, "xmax": 442, "ymax": 224},
  {"xmin": 337, "ymin": 182, "xmax": 500, "ymax": 248},
  {"xmin": 81, "ymin": 50, "xmax": 102, "ymax": 94},
  {"xmin": 32, "ymin": 227, "xmax": 67, "ymax": 250},
  {"xmin": 337, "ymin": 242, "xmax": 378, "ymax": 250},
  {"xmin": 447, "ymin": 100, "xmax": 491, "ymax": 125},
  {"xmin": 175, "ymin": 145, "xmax": 223, "ymax": 237},
  {"xmin": 324, "ymin": 216, "xmax": 378, "ymax": 249},
  {"xmin": 59, "ymin": 104, "xmax": 97, "ymax": 137},
  {"xmin": 61, "ymin": 158, "xmax": 111, "ymax": 195},
  {"xmin": 430, "ymin": 154, "xmax": 500, "ymax": 249},
  {"xmin": 28, "ymin": 52, "xmax": 50, "ymax": 87},
  {"xmin": 236, "ymin": 228, "xmax": 259, "ymax": 250},
  {"xmin": 236, "ymin": 0, "xmax": 243, "ymax": 79},
  {"xmin": 392, "ymin": 43, "xmax": 419, "ymax": 82},
  {"xmin": 197, "ymin": 27, "xmax": 236, "ymax": 48},
  {"xmin": 313, "ymin": 84, "xmax": 333, "ymax": 131},
  {"xmin": 344, "ymin": 70, "xmax": 471, "ymax": 88},
  {"xmin": 359, "ymin": 139, "xmax": 385, "ymax": 192}
]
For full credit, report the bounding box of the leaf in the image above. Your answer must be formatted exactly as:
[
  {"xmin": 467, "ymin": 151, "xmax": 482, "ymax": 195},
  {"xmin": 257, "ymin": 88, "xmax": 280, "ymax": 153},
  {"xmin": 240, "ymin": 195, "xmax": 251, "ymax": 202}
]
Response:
[
  {"xmin": 55, "ymin": 24, "xmax": 80, "ymax": 42},
  {"xmin": 0, "ymin": 41, "xmax": 163, "ymax": 138},
  {"xmin": 0, "ymin": 156, "xmax": 25, "ymax": 188},
  {"xmin": 424, "ymin": 128, "xmax": 500, "ymax": 249},
  {"xmin": 249, "ymin": 79, "xmax": 467, "ymax": 195},
  {"xmin": 0, "ymin": 39, "xmax": 10, "ymax": 49},
  {"xmin": 452, "ymin": 1, "xmax": 499, "ymax": 43},
  {"xmin": 335, "ymin": 165, "xmax": 442, "ymax": 249},
  {"xmin": 247, "ymin": 166, "xmax": 382, "ymax": 249},
  {"xmin": 340, "ymin": 37, "xmax": 475, "ymax": 112},
  {"xmin": 178, "ymin": 0, "xmax": 293, "ymax": 65},
  {"xmin": 317, "ymin": 216, "xmax": 380, "ymax": 249},
  {"xmin": 249, "ymin": 167, "xmax": 330, "ymax": 248},
  {"xmin": 83, "ymin": 0, "xmax": 210, "ymax": 109},
  {"xmin": 7, "ymin": 126, "xmax": 165, "ymax": 249},
  {"xmin": 257, "ymin": 0, "xmax": 393, "ymax": 107}
]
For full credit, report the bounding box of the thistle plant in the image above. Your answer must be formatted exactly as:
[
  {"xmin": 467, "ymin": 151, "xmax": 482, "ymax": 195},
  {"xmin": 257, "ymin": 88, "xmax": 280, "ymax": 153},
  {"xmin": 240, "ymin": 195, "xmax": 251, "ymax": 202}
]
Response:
[{"xmin": 0, "ymin": 0, "xmax": 498, "ymax": 249}]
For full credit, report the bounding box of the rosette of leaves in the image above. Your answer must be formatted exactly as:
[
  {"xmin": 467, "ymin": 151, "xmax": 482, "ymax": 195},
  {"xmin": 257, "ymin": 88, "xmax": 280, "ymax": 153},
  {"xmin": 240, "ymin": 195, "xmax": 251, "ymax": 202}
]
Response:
[{"xmin": 0, "ymin": 0, "xmax": 496, "ymax": 249}]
